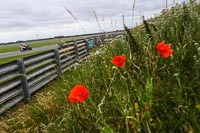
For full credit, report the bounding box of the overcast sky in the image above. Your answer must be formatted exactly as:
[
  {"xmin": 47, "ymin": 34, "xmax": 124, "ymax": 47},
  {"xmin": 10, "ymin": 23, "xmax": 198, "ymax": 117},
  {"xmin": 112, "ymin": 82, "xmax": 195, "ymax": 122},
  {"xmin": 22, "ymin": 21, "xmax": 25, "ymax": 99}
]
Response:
[{"xmin": 0, "ymin": 0, "xmax": 188, "ymax": 43}]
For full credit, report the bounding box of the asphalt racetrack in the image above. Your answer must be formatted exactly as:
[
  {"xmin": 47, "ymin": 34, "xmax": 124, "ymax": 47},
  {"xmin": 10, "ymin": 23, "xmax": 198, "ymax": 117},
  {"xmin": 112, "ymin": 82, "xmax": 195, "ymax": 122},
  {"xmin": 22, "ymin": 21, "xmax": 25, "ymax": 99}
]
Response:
[
  {"xmin": 0, "ymin": 31, "xmax": 124, "ymax": 59},
  {"xmin": 0, "ymin": 45, "xmax": 58, "ymax": 59}
]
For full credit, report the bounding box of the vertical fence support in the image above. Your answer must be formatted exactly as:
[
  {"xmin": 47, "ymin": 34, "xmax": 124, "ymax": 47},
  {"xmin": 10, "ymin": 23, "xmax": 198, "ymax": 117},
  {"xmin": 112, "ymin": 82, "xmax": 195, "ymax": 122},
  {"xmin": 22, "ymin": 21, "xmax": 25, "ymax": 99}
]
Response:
[
  {"xmin": 108, "ymin": 34, "xmax": 110, "ymax": 38},
  {"xmin": 74, "ymin": 40, "xmax": 79, "ymax": 58},
  {"xmin": 84, "ymin": 39, "xmax": 90, "ymax": 55},
  {"xmin": 94, "ymin": 37, "xmax": 98, "ymax": 46},
  {"xmin": 102, "ymin": 35, "xmax": 105, "ymax": 42},
  {"xmin": 97, "ymin": 36, "xmax": 100, "ymax": 46},
  {"xmin": 111, "ymin": 33, "xmax": 113, "ymax": 37},
  {"xmin": 17, "ymin": 59, "xmax": 30, "ymax": 102},
  {"xmin": 54, "ymin": 49, "xmax": 62, "ymax": 75},
  {"xmin": 100, "ymin": 36, "xmax": 104, "ymax": 45}
]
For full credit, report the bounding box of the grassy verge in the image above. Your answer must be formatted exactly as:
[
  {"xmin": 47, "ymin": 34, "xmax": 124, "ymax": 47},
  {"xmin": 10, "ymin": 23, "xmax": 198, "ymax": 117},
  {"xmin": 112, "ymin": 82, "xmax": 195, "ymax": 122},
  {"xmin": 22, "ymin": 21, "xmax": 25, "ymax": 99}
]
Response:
[
  {"xmin": 0, "ymin": 36, "xmax": 83, "ymax": 53},
  {"xmin": 0, "ymin": 1, "xmax": 200, "ymax": 132},
  {"xmin": 0, "ymin": 50, "xmax": 50, "ymax": 65},
  {"xmin": 0, "ymin": 40, "xmax": 57, "ymax": 53}
]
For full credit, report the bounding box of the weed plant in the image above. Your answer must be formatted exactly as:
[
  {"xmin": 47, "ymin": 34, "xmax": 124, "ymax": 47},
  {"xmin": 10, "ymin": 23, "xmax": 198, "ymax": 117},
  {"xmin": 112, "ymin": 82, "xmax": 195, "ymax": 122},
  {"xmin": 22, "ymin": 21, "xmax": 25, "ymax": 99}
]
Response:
[{"xmin": 0, "ymin": 1, "xmax": 200, "ymax": 132}]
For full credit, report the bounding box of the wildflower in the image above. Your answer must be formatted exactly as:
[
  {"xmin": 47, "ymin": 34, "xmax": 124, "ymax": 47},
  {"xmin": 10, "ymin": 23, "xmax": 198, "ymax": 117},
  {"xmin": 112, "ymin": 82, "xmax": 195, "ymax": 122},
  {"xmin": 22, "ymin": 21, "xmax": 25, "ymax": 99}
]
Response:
[
  {"xmin": 156, "ymin": 40, "xmax": 173, "ymax": 58},
  {"xmin": 112, "ymin": 56, "xmax": 126, "ymax": 67},
  {"xmin": 196, "ymin": 104, "xmax": 200, "ymax": 109},
  {"xmin": 68, "ymin": 85, "xmax": 89, "ymax": 104},
  {"xmin": 149, "ymin": 118, "xmax": 153, "ymax": 122},
  {"xmin": 133, "ymin": 102, "xmax": 139, "ymax": 112}
]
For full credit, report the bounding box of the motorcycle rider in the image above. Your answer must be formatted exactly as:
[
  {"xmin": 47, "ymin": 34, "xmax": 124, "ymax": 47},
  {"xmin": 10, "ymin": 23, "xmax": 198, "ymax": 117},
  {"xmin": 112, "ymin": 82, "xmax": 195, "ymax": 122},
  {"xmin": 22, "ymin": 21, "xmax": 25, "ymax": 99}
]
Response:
[
  {"xmin": 20, "ymin": 43, "xmax": 31, "ymax": 51},
  {"xmin": 20, "ymin": 43, "xmax": 26, "ymax": 51}
]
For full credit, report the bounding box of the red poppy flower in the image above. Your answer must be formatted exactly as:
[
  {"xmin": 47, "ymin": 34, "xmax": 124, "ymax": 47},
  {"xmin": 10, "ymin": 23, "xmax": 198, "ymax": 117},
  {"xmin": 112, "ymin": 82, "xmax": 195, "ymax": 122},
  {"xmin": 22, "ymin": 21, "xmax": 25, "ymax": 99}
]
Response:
[
  {"xmin": 156, "ymin": 40, "xmax": 173, "ymax": 58},
  {"xmin": 112, "ymin": 56, "xmax": 126, "ymax": 67},
  {"xmin": 68, "ymin": 85, "xmax": 89, "ymax": 104}
]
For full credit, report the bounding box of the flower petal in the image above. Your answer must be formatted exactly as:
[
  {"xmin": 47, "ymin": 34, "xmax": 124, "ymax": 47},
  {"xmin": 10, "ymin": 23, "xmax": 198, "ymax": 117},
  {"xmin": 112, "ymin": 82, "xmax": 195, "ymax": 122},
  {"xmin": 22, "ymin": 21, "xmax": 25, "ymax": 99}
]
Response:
[
  {"xmin": 156, "ymin": 41, "xmax": 173, "ymax": 58},
  {"xmin": 68, "ymin": 85, "xmax": 89, "ymax": 104}
]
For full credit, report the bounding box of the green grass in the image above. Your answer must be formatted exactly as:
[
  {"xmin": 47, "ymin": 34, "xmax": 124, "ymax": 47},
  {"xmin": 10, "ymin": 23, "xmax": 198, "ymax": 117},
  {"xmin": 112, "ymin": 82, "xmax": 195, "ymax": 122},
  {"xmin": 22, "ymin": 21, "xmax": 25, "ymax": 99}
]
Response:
[
  {"xmin": 0, "ymin": 1, "xmax": 200, "ymax": 132},
  {"xmin": 0, "ymin": 50, "xmax": 50, "ymax": 65},
  {"xmin": 0, "ymin": 40, "xmax": 56, "ymax": 53},
  {"xmin": 0, "ymin": 36, "xmax": 83, "ymax": 53}
]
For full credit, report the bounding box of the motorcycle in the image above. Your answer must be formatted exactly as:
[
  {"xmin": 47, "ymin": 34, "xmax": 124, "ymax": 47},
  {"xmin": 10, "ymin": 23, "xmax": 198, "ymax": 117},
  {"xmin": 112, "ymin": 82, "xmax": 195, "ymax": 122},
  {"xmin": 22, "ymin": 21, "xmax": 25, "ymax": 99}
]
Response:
[{"xmin": 20, "ymin": 44, "xmax": 32, "ymax": 52}]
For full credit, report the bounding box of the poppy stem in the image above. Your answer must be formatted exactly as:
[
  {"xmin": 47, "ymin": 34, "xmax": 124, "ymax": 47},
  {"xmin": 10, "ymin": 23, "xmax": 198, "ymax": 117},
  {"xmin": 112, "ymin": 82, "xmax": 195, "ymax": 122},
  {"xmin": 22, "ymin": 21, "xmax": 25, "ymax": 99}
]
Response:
[{"xmin": 97, "ymin": 69, "xmax": 117, "ymax": 113}]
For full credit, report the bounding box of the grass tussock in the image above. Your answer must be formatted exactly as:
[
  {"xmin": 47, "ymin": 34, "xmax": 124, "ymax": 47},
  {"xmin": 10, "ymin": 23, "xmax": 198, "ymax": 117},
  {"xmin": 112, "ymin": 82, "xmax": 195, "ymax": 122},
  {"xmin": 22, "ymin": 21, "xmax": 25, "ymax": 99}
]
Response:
[{"xmin": 0, "ymin": 1, "xmax": 200, "ymax": 132}]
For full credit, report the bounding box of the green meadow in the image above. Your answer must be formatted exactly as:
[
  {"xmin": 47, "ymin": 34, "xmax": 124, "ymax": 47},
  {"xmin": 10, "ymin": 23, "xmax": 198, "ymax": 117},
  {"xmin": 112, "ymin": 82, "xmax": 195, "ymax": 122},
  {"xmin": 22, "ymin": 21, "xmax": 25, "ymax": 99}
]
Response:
[
  {"xmin": 0, "ymin": 39, "xmax": 59, "ymax": 53},
  {"xmin": 0, "ymin": 1, "xmax": 200, "ymax": 132},
  {"xmin": 0, "ymin": 36, "xmax": 85, "ymax": 64},
  {"xmin": 0, "ymin": 50, "xmax": 50, "ymax": 65},
  {"xmin": 0, "ymin": 36, "xmax": 84, "ymax": 53}
]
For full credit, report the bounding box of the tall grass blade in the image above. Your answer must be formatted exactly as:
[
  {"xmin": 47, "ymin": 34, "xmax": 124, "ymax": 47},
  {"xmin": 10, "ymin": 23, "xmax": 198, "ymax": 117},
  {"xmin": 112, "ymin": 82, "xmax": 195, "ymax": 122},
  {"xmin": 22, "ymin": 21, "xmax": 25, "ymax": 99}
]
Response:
[
  {"xmin": 64, "ymin": 6, "xmax": 87, "ymax": 34},
  {"xmin": 124, "ymin": 24, "xmax": 140, "ymax": 55},
  {"xmin": 111, "ymin": 18, "xmax": 113, "ymax": 31},
  {"xmin": 93, "ymin": 10, "xmax": 102, "ymax": 32},
  {"xmin": 102, "ymin": 17, "xmax": 106, "ymax": 32},
  {"xmin": 142, "ymin": 16, "xmax": 154, "ymax": 44},
  {"xmin": 131, "ymin": 0, "xmax": 136, "ymax": 27}
]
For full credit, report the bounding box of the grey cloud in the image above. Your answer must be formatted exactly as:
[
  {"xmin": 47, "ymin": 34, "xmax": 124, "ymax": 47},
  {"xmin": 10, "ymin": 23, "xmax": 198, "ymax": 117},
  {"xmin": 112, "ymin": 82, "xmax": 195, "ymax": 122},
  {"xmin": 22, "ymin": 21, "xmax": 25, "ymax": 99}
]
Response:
[
  {"xmin": 0, "ymin": 2, "xmax": 74, "ymax": 30},
  {"xmin": 0, "ymin": 0, "xmax": 187, "ymax": 43}
]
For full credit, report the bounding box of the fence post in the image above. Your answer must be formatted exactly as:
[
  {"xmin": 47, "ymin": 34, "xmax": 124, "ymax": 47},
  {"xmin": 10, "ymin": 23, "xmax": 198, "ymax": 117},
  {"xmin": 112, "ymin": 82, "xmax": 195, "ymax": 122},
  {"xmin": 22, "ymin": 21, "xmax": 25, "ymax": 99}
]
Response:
[
  {"xmin": 102, "ymin": 35, "xmax": 105, "ymax": 42},
  {"xmin": 54, "ymin": 49, "xmax": 62, "ymax": 75},
  {"xmin": 109, "ymin": 34, "xmax": 112, "ymax": 39},
  {"xmin": 17, "ymin": 59, "xmax": 30, "ymax": 102},
  {"xmin": 74, "ymin": 40, "xmax": 79, "ymax": 58},
  {"xmin": 84, "ymin": 39, "xmax": 90, "ymax": 55},
  {"xmin": 100, "ymin": 35, "xmax": 104, "ymax": 42},
  {"xmin": 94, "ymin": 37, "xmax": 98, "ymax": 46}
]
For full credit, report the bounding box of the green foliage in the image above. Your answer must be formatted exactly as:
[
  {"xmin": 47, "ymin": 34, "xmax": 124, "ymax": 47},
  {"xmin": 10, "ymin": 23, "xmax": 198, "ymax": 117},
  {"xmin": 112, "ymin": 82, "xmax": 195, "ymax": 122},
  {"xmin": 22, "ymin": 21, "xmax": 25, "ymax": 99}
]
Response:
[
  {"xmin": 0, "ymin": 40, "xmax": 57, "ymax": 53},
  {"xmin": 1, "ymin": 1, "xmax": 200, "ymax": 132},
  {"xmin": 0, "ymin": 50, "xmax": 50, "ymax": 65},
  {"xmin": 0, "ymin": 36, "xmax": 81, "ymax": 53},
  {"xmin": 142, "ymin": 16, "xmax": 155, "ymax": 45},
  {"xmin": 124, "ymin": 24, "xmax": 141, "ymax": 55}
]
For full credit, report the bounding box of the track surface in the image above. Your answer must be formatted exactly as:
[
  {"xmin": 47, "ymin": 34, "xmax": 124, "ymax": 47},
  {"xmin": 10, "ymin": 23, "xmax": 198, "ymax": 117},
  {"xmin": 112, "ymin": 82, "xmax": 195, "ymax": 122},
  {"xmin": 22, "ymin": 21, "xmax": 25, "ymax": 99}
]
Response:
[
  {"xmin": 0, "ymin": 45, "xmax": 57, "ymax": 59},
  {"xmin": 0, "ymin": 32, "xmax": 124, "ymax": 59}
]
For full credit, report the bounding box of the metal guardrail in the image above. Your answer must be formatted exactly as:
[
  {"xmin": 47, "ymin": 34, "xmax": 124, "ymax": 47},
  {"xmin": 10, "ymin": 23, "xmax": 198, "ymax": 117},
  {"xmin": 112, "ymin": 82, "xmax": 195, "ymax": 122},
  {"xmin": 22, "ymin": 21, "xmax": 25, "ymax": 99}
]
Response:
[{"xmin": 0, "ymin": 32, "xmax": 124, "ymax": 115}]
